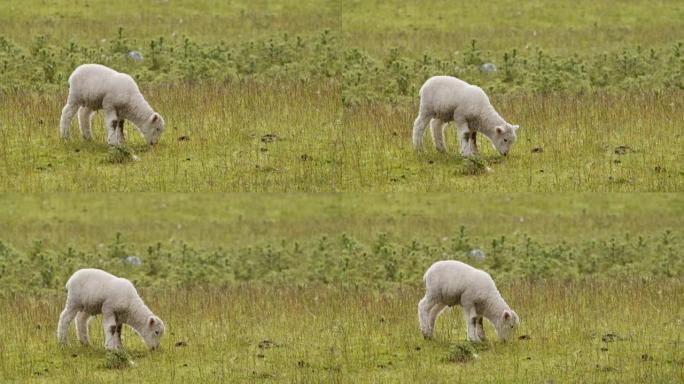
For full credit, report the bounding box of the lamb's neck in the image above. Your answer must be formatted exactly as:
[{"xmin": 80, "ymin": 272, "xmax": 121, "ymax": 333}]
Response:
[
  {"xmin": 482, "ymin": 291, "xmax": 510, "ymax": 325},
  {"xmin": 124, "ymin": 94, "xmax": 154, "ymax": 129},
  {"xmin": 477, "ymin": 106, "xmax": 507, "ymax": 139},
  {"xmin": 125, "ymin": 298, "xmax": 153, "ymax": 334}
]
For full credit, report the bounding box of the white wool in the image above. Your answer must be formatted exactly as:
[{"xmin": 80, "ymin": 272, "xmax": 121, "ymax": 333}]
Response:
[
  {"xmin": 412, "ymin": 76, "xmax": 520, "ymax": 156},
  {"xmin": 57, "ymin": 268, "xmax": 165, "ymax": 350},
  {"xmin": 59, "ymin": 64, "xmax": 164, "ymax": 146},
  {"xmin": 418, "ymin": 260, "xmax": 520, "ymax": 342}
]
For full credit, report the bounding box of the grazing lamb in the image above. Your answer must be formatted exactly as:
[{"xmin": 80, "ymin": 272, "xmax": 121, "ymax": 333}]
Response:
[
  {"xmin": 59, "ymin": 64, "xmax": 164, "ymax": 146},
  {"xmin": 57, "ymin": 268, "xmax": 165, "ymax": 350},
  {"xmin": 412, "ymin": 76, "xmax": 520, "ymax": 157},
  {"xmin": 418, "ymin": 260, "xmax": 519, "ymax": 342}
]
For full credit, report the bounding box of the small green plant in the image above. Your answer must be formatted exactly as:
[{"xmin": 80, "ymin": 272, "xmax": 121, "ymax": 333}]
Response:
[
  {"xmin": 106, "ymin": 146, "xmax": 139, "ymax": 164},
  {"xmin": 103, "ymin": 349, "xmax": 135, "ymax": 370},
  {"xmin": 445, "ymin": 342, "xmax": 478, "ymax": 363}
]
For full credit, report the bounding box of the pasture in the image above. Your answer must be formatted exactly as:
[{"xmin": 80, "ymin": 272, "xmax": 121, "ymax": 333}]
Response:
[
  {"xmin": 0, "ymin": 0, "xmax": 682, "ymax": 191},
  {"xmin": 0, "ymin": 194, "xmax": 683, "ymax": 382}
]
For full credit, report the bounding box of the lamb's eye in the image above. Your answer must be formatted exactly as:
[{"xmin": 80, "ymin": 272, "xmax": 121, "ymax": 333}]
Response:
[
  {"xmin": 155, "ymin": 331, "xmax": 160, "ymax": 335},
  {"xmin": 503, "ymin": 139, "xmax": 508, "ymax": 143}
]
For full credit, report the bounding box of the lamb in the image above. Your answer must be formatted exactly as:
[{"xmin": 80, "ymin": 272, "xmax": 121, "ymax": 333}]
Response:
[
  {"xmin": 412, "ymin": 76, "xmax": 520, "ymax": 157},
  {"xmin": 57, "ymin": 268, "xmax": 165, "ymax": 350},
  {"xmin": 59, "ymin": 64, "xmax": 164, "ymax": 146},
  {"xmin": 418, "ymin": 260, "xmax": 519, "ymax": 342}
]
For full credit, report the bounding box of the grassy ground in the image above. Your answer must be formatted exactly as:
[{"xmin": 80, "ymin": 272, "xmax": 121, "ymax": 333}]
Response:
[
  {"xmin": 1, "ymin": 82, "xmax": 340, "ymax": 192},
  {"xmin": 1, "ymin": 0, "xmax": 683, "ymax": 191},
  {"xmin": 1, "ymin": 193, "xmax": 682, "ymax": 250},
  {"xmin": 0, "ymin": 0, "xmax": 339, "ymax": 45},
  {"xmin": 341, "ymin": 0, "xmax": 684, "ymax": 56},
  {"xmin": 0, "ymin": 195, "xmax": 682, "ymax": 382},
  {"xmin": 1, "ymin": 281, "xmax": 682, "ymax": 383}
]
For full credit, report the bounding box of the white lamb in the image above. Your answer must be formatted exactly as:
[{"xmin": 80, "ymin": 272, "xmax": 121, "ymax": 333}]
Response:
[
  {"xmin": 59, "ymin": 64, "xmax": 164, "ymax": 146},
  {"xmin": 418, "ymin": 260, "xmax": 519, "ymax": 342},
  {"xmin": 57, "ymin": 268, "xmax": 165, "ymax": 350},
  {"xmin": 412, "ymin": 76, "xmax": 520, "ymax": 157}
]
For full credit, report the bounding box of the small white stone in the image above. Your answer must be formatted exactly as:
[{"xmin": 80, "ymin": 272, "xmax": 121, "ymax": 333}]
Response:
[{"xmin": 125, "ymin": 256, "xmax": 141, "ymax": 267}]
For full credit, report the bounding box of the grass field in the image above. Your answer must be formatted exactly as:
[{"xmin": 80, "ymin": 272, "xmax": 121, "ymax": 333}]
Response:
[
  {"xmin": 1, "ymin": 0, "xmax": 683, "ymax": 191},
  {"xmin": 2, "ymin": 281, "xmax": 683, "ymax": 383},
  {"xmin": 0, "ymin": 0, "xmax": 683, "ymax": 382},
  {"xmin": 0, "ymin": 194, "xmax": 683, "ymax": 382}
]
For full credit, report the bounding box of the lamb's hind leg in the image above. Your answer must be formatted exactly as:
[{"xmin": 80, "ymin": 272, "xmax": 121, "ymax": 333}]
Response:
[
  {"xmin": 418, "ymin": 294, "xmax": 440, "ymax": 338},
  {"xmin": 57, "ymin": 305, "xmax": 78, "ymax": 344},
  {"xmin": 412, "ymin": 109, "xmax": 431, "ymax": 150},
  {"xmin": 428, "ymin": 302, "xmax": 447, "ymax": 335},
  {"xmin": 77, "ymin": 107, "xmax": 95, "ymax": 140},
  {"xmin": 75, "ymin": 312, "xmax": 91, "ymax": 345},
  {"xmin": 59, "ymin": 103, "xmax": 79, "ymax": 139},
  {"xmin": 429, "ymin": 118, "xmax": 447, "ymax": 153}
]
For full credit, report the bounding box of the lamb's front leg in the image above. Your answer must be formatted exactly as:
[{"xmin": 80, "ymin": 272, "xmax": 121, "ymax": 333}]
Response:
[
  {"xmin": 117, "ymin": 120, "xmax": 126, "ymax": 143},
  {"xmin": 455, "ymin": 117, "xmax": 473, "ymax": 157},
  {"xmin": 102, "ymin": 311, "xmax": 121, "ymax": 350},
  {"xmin": 462, "ymin": 304, "xmax": 480, "ymax": 342},
  {"xmin": 103, "ymin": 109, "xmax": 121, "ymax": 146},
  {"xmin": 475, "ymin": 316, "xmax": 486, "ymax": 341},
  {"xmin": 469, "ymin": 132, "xmax": 479, "ymax": 156}
]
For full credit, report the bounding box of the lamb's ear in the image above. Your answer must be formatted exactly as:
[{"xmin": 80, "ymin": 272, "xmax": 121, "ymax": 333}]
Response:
[
  {"xmin": 512, "ymin": 125, "xmax": 520, "ymax": 131},
  {"xmin": 151, "ymin": 113, "xmax": 159, "ymax": 123},
  {"xmin": 148, "ymin": 316, "xmax": 156, "ymax": 327},
  {"xmin": 495, "ymin": 126, "xmax": 504, "ymax": 135}
]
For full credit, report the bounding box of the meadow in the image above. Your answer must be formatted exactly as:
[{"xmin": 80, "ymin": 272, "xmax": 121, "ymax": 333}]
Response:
[
  {"xmin": 0, "ymin": 0, "xmax": 682, "ymax": 191},
  {"xmin": 0, "ymin": 194, "xmax": 683, "ymax": 382}
]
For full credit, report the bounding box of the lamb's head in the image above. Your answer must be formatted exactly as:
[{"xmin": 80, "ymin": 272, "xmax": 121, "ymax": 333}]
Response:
[
  {"xmin": 491, "ymin": 124, "xmax": 519, "ymax": 156},
  {"xmin": 140, "ymin": 113, "xmax": 164, "ymax": 146},
  {"xmin": 494, "ymin": 309, "xmax": 520, "ymax": 341},
  {"xmin": 141, "ymin": 315, "xmax": 165, "ymax": 349}
]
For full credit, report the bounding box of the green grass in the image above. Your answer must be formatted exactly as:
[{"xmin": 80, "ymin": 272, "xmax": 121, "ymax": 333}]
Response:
[
  {"xmin": 0, "ymin": 82, "xmax": 340, "ymax": 191},
  {"xmin": 1, "ymin": 193, "xmax": 682, "ymax": 250},
  {"xmin": 1, "ymin": 281, "xmax": 682, "ymax": 383},
  {"xmin": 0, "ymin": 0, "xmax": 339, "ymax": 45},
  {"xmin": 1, "ymin": 0, "xmax": 683, "ymax": 191},
  {"xmin": 341, "ymin": 0, "xmax": 684, "ymax": 56},
  {"xmin": 0, "ymin": 195, "xmax": 683, "ymax": 382}
]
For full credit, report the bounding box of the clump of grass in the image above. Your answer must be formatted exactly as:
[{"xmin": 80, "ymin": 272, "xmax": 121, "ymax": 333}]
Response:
[
  {"xmin": 460, "ymin": 156, "xmax": 491, "ymax": 176},
  {"xmin": 445, "ymin": 342, "xmax": 479, "ymax": 363},
  {"xmin": 103, "ymin": 349, "xmax": 135, "ymax": 370},
  {"xmin": 106, "ymin": 146, "xmax": 139, "ymax": 164}
]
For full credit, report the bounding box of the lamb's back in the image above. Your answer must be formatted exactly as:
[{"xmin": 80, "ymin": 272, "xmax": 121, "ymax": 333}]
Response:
[
  {"xmin": 419, "ymin": 76, "xmax": 490, "ymax": 118},
  {"xmin": 424, "ymin": 260, "xmax": 494, "ymax": 303},
  {"xmin": 68, "ymin": 64, "xmax": 138, "ymax": 107},
  {"xmin": 66, "ymin": 269, "xmax": 136, "ymax": 311}
]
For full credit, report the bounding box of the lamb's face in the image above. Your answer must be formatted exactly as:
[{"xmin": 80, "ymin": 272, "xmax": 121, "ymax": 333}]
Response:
[
  {"xmin": 491, "ymin": 124, "xmax": 519, "ymax": 156},
  {"xmin": 495, "ymin": 310, "xmax": 520, "ymax": 341},
  {"xmin": 142, "ymin": 315, "xmax": 165, "ymax": 349},
  {"xmin": 141, "ymin": 113, "xmax": 164, "ymax": 146}
]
